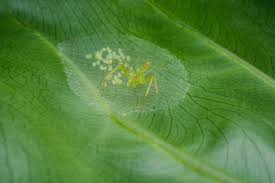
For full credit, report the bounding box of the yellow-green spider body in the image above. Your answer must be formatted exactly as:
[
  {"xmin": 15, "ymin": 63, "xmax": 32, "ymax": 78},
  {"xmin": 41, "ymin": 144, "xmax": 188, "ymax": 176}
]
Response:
[{"xmin": 103, "ymin": 62, "xmax": 158, "ymax": 96}]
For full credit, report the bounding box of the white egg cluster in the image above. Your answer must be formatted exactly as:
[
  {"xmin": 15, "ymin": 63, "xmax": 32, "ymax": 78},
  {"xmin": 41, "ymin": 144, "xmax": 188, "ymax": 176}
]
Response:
[{"xmin": 85, "ymin": 47, "xmax": 131, "ymax": 86}]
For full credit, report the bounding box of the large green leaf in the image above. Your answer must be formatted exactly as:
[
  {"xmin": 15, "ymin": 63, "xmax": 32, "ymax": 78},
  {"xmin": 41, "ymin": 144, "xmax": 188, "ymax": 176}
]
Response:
[{"xmin": 1, "ymin": 0, "xmax": 275, "ymax": 183}]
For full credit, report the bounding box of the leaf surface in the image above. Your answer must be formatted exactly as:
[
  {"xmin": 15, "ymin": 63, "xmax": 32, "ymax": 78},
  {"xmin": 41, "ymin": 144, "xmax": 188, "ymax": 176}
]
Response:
[{"xmin": 1, "ymin": 0, "xmax": 275, "ymax": 183}]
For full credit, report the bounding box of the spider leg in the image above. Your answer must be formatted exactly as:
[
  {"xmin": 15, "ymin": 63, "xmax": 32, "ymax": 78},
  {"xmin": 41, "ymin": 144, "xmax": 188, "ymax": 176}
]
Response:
[
  {"xmin": 101, "ymin": 65, "xmax": 121, "ymax": 89},
  {"xmin": 145, "ymin": 76, "xmax": 153, "ymax": 96},
  {"xmin": 154, "ymin": 77, "xmax": 158, "ymax": 94}
]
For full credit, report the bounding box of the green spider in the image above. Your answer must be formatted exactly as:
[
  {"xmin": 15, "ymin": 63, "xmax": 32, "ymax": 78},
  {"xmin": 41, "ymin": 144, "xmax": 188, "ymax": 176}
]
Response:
[{"xmin": 102, "ymin": 61, "xmax": 158, "ymax": 96}]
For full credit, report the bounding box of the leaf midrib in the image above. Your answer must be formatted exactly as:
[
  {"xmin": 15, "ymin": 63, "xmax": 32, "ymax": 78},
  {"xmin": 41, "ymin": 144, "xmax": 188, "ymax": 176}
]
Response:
[{"xmin": 8, "ymin": 13, "xmax": 244, "ymax": 183}]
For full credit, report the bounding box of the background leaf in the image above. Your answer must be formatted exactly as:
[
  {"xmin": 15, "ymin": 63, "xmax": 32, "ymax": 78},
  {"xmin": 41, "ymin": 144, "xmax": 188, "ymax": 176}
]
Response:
[
  {"xmin": 1, "ymin": 0, "xmax": 275, "ymax": 183},
  {"xmin": 150, "ymin": 0, "xmax": 275, "ymax": 78}
]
